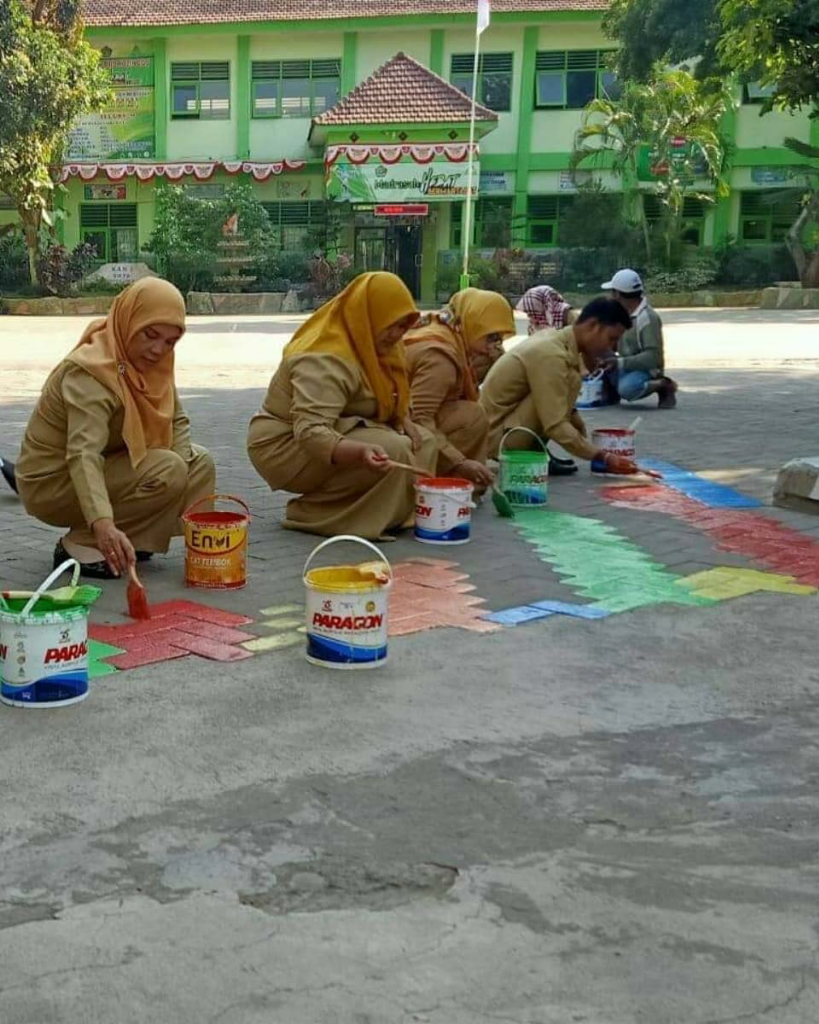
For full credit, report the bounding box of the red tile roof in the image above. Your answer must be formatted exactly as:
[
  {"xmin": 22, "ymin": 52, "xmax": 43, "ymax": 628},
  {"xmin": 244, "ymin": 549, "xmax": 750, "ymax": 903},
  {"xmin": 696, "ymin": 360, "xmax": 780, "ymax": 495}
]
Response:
[
  {"xmin": 313, "ymin": 52, "xmax": 497, "ymax": 126},
  {"xmin": 85, "ymin": 0, "xmax": 609, "ymax": 28}
]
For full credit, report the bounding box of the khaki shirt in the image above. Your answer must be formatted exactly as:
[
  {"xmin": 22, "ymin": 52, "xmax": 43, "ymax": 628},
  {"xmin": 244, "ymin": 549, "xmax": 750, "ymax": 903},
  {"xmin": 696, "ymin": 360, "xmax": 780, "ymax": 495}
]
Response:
[
  {"xmin": 406, "ymin": 341, "xmax": 467, "ymax": 467},
  {"xmin": 17, "ymin": 362, "xmax": 192, "ymax": 526},
  {"xmin": 249, "ymin": 353, "xmax": 383, "ymax": 465},
  {"xmin": 479, "ymin": 326, "xmax": 597, "ymax": 460}
]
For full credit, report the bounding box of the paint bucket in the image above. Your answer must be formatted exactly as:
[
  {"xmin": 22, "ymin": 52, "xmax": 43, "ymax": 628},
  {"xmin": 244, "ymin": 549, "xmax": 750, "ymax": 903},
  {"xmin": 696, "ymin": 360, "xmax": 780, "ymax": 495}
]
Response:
[
  {"xmin": 414, "ymin": 477, "xmax": 475, "ymax": 545},
  {"xmin": 0, "ymin": 560, "xmax": 98, "ymax": 709},
  {"xmin": 303, "ymin": 535, "xmax": 392, "ymax": 670},
  {"xmin": 182, "ymin": 493, "xmax": 250, "ymax": 589},
  {"xmin": 592, "ymin": 427, "xmax": 637, "ymax": 461},
  {"xmin": 499, "ymin": 427, "xmax": 550, "ymax": 507},
  {"xmin": 576, "ymin": 370, "xmax": 605, "ymax": 409}
]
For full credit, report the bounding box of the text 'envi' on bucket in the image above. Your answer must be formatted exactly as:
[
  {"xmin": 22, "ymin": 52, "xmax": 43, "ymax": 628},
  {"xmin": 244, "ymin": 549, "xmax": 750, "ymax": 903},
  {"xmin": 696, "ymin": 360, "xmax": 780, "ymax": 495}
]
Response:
[
  {"xmin": 303, "ymin": 535, "xmax": 392, "ymax": 670},
  {"xmin": 499, "ymin": 427, "xmax": 550, "ymax": 507},
  {"xmin": 182, "ymin": 493, "xmax": 250, "ymax": 589}
]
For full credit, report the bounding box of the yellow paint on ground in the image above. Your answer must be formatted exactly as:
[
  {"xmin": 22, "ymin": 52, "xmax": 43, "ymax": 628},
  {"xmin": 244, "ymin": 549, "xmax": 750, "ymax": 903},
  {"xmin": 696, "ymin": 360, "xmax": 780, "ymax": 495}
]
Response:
[
  {"xmin": 259, "ymin": 604, "xmax": 302, "ymax": 617},
  {"xmin": 241, "ymin": 633, "xmax": 303, "ymax": 653},
  {"xmin": 259, "ymin": 617, "xmax": 304, "ymax": 632},
  {"xmin": 678, "ymin": 567, "xmax": 817, "ymax": 601}
]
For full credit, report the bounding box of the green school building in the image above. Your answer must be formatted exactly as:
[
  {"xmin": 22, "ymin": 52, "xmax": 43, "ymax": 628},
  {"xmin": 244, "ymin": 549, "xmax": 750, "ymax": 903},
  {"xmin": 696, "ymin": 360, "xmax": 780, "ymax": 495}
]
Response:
[{"xmin": 12, "ymin": 0, "xmax": 819, "ymax": 302}]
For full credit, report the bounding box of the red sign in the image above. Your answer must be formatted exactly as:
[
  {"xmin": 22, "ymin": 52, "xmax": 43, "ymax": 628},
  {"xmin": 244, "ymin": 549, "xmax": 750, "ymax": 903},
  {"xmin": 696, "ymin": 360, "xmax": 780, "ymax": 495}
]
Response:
[{"xmin": 374, "ymin": 204, "xmax": 429, "ymax": 217}]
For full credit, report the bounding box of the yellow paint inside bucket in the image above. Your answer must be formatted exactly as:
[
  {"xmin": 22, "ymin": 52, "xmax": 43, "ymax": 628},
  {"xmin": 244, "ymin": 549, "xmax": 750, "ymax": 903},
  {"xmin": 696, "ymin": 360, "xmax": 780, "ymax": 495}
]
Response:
[{"xmin": 305, "ymin": 563, "xmax": 389, "ymax": 593}]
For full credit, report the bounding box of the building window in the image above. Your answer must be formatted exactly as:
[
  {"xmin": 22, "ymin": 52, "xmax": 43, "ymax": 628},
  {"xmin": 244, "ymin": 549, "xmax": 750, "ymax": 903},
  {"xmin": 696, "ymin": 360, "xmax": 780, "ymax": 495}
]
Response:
[
  {"xmin": 80, "ymin": 204, "xmax": 138, "ymax": 262},
  {"xmin": 451, "ymin": 53, "xmax": 513, "ymax": 112},
  {"xmin": 740, "ymin": 190, "xmax": 801, "ymax": 243},
  {"xmin": 644, "ymin": 194, "xmax": 706, "ymax": 245},
  {"xmin": 261, "ymin": 201, "xmax": 327, "ymax": 248},
  {"xmin": 534, "ymin": 51, "xmax": 619, "ymax": 110},
  {"xmin": 451, "ymin": 197, "xmax": 514, "ymax": 248},
  {"xmin": 171, "ymin": 62, "xmax": 230, "ymax": 120},
  {"xmin": 252, "ymin": 60, "xmax": 341, "ymax": 119},
  {"xmin": 0, "ymin": 194, "xmax": 14, "ymax": 210},
  {"xmin": 742, "ymin": 81, "xmax": 776, "ymax": 105},
  {"xmin": 526, "ymin": 195, "xmax": 575, "ymax": 247}
]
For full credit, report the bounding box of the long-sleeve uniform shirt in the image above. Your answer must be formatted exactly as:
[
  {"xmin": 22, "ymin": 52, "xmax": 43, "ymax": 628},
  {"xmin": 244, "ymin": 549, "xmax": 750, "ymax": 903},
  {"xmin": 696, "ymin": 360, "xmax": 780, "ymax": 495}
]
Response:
[
  {"xmin": 617, "ymin": 299, "xmax": 665, "ymax": 376},
  {"xmin": 479, "ymin": 326, "xmax": 597, "ymax": 461}
]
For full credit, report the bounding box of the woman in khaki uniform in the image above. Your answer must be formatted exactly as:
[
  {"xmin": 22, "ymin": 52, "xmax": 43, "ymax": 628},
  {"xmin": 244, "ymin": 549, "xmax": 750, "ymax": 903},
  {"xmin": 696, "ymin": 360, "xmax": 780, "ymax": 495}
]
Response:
[
  {"xmin": 15, "ymin": 278, "xmax": 215, "ymax": 579},
  {"xmin": 403, "ymin": 288, "xmax": 515, "ymax": 488},
  {"xmin": 247, "ymin": 272, "xmax": 436, "ymax": 540}
]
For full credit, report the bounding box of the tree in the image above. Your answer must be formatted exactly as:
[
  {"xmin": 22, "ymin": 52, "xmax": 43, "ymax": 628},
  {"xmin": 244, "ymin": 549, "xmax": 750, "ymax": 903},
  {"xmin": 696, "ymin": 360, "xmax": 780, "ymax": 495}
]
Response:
[
  {"xmin": 603, "ymin": 0, "xmax": 719, "ymax": 83},
  {"xmin": 0, "ymin": 0, "xmax": 112, "ymax": 284},
  {"xmin": 719, "ymin": 0, "xmax": 819, "ymax": 116},
  {"xmin": 573, "ymin": 70, "xmax": 729, "ymax": 265}
]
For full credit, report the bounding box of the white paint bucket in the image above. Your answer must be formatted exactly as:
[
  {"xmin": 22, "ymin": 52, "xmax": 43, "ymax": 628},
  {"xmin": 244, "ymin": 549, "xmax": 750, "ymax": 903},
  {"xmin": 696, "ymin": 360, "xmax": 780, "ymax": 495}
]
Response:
[
  {"xmin": 303, "ymin": 535, "xmax": 391, "ymax": 670},
  {"xmin": 592, "ymin": 427, "xmax": 637, "ymax": 461},
  {"xmin": 498, "ymin": 427, "xmax": 550, "ymax": 507},
  {"xmin": 414, "ymin": 477, "xmax": 475, "ymax": 545},
  {"xmin": 576, "ymin": 371, "xmax": 605, "ymax": 409},
  {"xmin": 0, "ymin": 560, "xmax": 94, "ymax": 709}
]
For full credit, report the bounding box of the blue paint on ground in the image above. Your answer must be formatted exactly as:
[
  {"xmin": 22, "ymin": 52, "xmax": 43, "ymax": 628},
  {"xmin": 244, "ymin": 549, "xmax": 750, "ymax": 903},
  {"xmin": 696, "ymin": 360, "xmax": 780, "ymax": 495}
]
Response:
[{"xmin": 639, "ymin": 458, "xmax": 763, "ymax": 508}]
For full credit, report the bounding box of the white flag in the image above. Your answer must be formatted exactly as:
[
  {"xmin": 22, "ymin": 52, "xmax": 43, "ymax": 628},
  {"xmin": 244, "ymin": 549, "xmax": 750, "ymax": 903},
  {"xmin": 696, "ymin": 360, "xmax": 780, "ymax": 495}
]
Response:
[{"xmin": 477, "ymin": 0, "xmax": 490, "ymax": 35}]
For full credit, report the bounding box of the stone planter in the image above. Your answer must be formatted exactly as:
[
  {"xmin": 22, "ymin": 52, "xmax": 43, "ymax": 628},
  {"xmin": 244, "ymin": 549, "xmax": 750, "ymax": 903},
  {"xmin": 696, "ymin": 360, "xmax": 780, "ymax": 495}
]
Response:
[
  {"xmin": 761, "ymin": 285, "xmax": 819, "ymax": 309},
  {"xmin": 3, "ymin": 295, "xmax": 116, "ymax": 316},
  {"xmin": 185, "ymin": 291, "xmax": 310, "ymax": 315}
]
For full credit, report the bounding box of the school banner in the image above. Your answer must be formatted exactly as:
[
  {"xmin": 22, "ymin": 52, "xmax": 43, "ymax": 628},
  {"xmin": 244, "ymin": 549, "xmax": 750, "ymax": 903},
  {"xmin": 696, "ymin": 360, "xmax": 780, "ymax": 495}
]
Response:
[
  {"xmin": 326, "ymin": 159, "xmax": 480, "ymax": 203},
  {"xmin": 66, "ymin": 57, "xmax": 155, "ymax": 161}
]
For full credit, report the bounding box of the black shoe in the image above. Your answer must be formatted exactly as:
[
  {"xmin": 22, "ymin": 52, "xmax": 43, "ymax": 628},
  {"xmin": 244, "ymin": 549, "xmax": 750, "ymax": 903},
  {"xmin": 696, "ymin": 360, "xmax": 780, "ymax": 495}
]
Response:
[
  {"xmin": 0, "ymin": 456, "xmax": 18, "ymax": 494},
  {"xmin": 135, "ymin": 551, "xmax": 154, "ymax": 563},
  {"xmin": 549, "ymin": 459, "xmax": 579, "ymax": 476},
  {"xmin": 53, "ymin": 539, "xmax": 117, "ymax": 580}
]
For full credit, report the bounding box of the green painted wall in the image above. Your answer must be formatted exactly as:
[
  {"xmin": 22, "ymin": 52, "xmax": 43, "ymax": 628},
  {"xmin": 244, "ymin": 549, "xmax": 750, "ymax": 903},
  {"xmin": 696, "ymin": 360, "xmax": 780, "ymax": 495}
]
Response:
[
  {"xmin": 165, "ymin": 35, "xmax": 239, "ymax": 160},
  {"xmin": 357, "ymin": 29, "xmax": 430, "ymax": 81}
]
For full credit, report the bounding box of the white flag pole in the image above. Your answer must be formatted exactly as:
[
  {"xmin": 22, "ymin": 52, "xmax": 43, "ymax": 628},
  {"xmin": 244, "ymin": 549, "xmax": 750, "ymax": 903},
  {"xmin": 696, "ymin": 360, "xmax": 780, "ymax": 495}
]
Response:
[{"xmin": 460, "ymin": 1, "xmax": 488, "ymax": 290}]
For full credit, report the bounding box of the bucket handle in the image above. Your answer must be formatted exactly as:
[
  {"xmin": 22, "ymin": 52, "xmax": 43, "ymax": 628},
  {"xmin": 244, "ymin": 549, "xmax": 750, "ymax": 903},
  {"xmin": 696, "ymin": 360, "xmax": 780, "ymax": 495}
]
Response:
[
  {"xmin": 183, "ymin": 493, "xmax": 251, "ymax": 522},
  {"xmin": 415, "ymin": 483, "xmax": 478, "ymax": 510},
  {"xmin": 303, "ymin": 534, "xmax": 393, "ymax": 584},
  {"xmin": 20, "ymin": 559, "xmax": 81, "ymax": 617},
  {"xmin": 499, "ymin": 427, "xmax": 550, "ymax": 460}
]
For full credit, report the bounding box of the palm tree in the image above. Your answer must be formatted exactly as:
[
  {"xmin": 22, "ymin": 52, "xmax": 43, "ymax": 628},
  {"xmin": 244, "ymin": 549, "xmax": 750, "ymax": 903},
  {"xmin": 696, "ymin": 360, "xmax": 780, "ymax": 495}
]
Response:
[{"xmin": 779, "ymin": 138, "xmax": 819, "ymax": 288}]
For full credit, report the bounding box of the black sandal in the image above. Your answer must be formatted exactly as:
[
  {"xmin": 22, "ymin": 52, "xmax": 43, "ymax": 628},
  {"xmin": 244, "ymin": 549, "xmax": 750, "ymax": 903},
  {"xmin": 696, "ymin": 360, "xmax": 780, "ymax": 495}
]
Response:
[
  {"xmin": 53, "ymin": 539, "xmax": 118, "ymax": 580},
  {"xmin": 135, "ymin": 551, "xmax": 154, "ymax": 563},
  {"xmin": 0, "ymin": 456, "xmax": 17, "ymax": 494}
]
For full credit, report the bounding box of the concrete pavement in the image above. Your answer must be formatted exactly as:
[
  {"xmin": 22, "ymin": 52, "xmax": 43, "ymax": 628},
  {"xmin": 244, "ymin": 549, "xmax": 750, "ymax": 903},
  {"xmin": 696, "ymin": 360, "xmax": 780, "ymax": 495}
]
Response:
[{"xmin": 0, "ymin": 310, "xmax": 818, "ymax": 1023}]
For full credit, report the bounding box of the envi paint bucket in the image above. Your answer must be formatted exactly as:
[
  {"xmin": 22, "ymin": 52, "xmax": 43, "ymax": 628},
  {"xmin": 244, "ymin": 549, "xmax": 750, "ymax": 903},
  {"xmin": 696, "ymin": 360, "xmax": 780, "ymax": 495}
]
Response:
[
  {"xmin": 303, "ymin": 536, "xmax": 392, "ymax": 669},
  {"xmin": 592, "ymin": 427, "xmax": 637, "ymax": 461},
  {"xmin": 414, "ymin": 477, "xmax": 475, "ymax": 545},
  {"xmin": 499, "ymin": 427, "xmax": 550, "ymax": 507},
  {"xmin": 182, "ymin": 494, "xmax": 250, "ymax": 589},
  {"xmin": 0, "ymin": 560, "xmax": 99, "ymax": 709}
]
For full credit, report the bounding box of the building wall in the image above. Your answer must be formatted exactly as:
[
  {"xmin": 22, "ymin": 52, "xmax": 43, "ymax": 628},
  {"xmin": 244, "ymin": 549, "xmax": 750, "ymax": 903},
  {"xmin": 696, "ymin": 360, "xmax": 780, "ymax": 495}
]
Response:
[{"xmin": 166, "ymin": 36, "xmax": 239, "ymax": 161}]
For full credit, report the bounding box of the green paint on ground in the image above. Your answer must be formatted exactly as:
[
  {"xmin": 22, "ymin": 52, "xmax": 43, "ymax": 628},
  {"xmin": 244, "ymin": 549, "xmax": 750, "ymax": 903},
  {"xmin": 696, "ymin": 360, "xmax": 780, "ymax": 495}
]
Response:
[
  {"xmin": 88, "ymin": 638, "xmax": 125, "ymax": 678},
  {"xmin": 514, "ymin": 509, "xmax": 714, "ymax": 612}
]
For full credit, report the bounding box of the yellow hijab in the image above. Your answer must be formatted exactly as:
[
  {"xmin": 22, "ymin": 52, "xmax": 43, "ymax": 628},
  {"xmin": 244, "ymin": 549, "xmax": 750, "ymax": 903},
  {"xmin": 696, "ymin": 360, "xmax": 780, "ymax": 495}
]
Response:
[
  {"xmin": 66, "ymin": 277, "xmax": 186, "ymax": 468},
  {"xmin": 285, "ymin": 271, "xmax": 418, "ymax": 423},
  {"xmin": 404, "ymin": 287, "xmax": 515, "ymax": 402}
]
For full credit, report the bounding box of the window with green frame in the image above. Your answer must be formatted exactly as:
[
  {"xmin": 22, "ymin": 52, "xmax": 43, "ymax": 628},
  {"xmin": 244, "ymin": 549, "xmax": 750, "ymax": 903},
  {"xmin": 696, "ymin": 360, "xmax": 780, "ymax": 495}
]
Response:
[
  {"xmin": 740, "ymin": 190, "xmax": 801, "ymax": 243},
  {"xmin": 450, "ymin": 197, "xmax": 514, "ymax": 248},
  {"xmin": 261, "ymin": 201, "xmax": 327, "ymax": 248},
  {"xmin": 644, "ymin": 194, "xmax": 707, "ymax": 245},
  {"xmin": 742, "ymin": 81, "xmax": 776, "ymax": 105},
  {"xmin": 171, "ymin": 62, "xmax": 230, "ymax": 120},
  {"xmin": 526, "ymin": 195, "xmax": 575, "ymax": 247},
  {"xmin": 451, "ymin": 53, "xmax": 513, "ymax": 112},
  {"xmin": 534, "ymin": 51, "xmax": 619, "ymax": 110},
  {"xmin": 80, "ymin": 204, "xmax": 138, "ymax": 262},
  {"xmin": 252, "ymin": 59, "xmax": 341, "ymax": 119}
]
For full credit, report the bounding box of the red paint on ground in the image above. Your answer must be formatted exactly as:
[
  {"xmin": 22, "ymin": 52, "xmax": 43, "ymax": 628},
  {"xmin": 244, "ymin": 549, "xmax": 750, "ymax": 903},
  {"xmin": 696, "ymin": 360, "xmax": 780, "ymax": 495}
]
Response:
[{"xmin": 388, "ymin": 560, "xmax": 499, "ymax": 636}]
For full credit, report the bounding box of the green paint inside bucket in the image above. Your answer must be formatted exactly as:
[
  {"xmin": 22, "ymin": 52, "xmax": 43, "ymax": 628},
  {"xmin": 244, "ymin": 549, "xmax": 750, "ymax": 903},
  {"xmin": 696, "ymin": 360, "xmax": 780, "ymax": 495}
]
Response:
[{"xmin": 499, "ymin": 450, "xmax": 550, "ymax": 507}]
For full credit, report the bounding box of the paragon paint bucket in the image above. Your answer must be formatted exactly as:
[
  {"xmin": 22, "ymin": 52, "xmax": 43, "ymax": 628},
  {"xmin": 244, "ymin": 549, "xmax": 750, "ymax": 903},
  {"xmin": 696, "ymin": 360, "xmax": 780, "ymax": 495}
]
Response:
[
  {"xmin": 414, "ymin": 477, "xmax": 475, "ymax": 545},
  {"xmin": 499, "ymin": 427, "xmax": 550, "ymax": 507},
  {"xmin": 0, "ymin": 560, "xmax": 99, "ymax": 709},
  {"xmin": 576, "ymin": 371, "xmax": 605, "ymax": 409},
  {"xmin": 592, "ymin": 427, "xmax": 637, "ymax": 461},
  {"xmin": 303, "ymin": 535, "xmax": 391, "ymax": 670},
  {"xmin": 182, "ymin": 493, "xmax": 250, "ymax": 589}
]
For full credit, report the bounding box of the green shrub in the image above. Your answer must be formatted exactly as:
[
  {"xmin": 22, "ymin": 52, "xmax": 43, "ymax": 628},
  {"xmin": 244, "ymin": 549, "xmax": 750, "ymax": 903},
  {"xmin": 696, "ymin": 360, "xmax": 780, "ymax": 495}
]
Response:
[
  {"xmin": 644, "ymin": 252, "xmax": 719, "ymax": 292},
  {"xmin": 716, "ymin": 242, "xmax": 797, "ymax": 288},
  {"xmin": 0, "ymin": 232, "xmax": 29, "ymax": 290}
]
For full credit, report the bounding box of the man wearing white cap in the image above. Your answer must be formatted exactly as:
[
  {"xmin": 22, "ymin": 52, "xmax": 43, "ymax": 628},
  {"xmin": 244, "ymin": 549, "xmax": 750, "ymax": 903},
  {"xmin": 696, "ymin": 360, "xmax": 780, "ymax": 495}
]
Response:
[{"xmin": 601, "ymin": 269, "xmax": 678, "ymax": 409}]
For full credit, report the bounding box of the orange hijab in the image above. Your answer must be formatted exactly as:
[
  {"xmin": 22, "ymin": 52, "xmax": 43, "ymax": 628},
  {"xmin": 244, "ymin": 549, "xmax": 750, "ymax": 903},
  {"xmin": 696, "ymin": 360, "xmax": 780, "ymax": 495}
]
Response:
[
  {"xmin": 285, "ymin": 271, "xmax": 418, "ymax": 424},
  {"xmin": 404, "ymin": 287, "xmax": 515, "ymax": 402},
  {"xmin": 65, "ymin": 277, "xmax": 186, "ymax": 468}
]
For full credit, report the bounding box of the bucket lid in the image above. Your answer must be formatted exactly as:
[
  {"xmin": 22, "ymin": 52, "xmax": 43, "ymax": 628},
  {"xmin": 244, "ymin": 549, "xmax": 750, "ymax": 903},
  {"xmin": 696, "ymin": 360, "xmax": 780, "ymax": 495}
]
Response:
[
  {"xmin": 184, "ymin": 511, "xmax": 247, "ymax": 527},
  {"xmin": 415, "ymin": 477, "xmax": 472, "ymax": 489},
  {"xmin": 593, "ymin": 427, "xmax": 634, "ymax": 436}
]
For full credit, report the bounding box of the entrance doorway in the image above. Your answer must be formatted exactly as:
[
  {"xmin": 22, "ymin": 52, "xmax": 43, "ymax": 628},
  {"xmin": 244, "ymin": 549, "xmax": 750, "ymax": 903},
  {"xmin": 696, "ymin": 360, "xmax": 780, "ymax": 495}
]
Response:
[{"xmin": 354, "ymin": 220, "xmax": 423, "ymax": 298}]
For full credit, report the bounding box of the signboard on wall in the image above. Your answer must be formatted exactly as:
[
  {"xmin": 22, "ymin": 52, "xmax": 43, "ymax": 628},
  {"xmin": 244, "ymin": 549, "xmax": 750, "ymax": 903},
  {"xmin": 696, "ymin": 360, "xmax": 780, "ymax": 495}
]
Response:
[
  {"xmin": 479, "ymin": 171, "xmax": 511, "ymax": 194},
  {"xmin": 326, "ymin": 159, "xmax": 480, "ymax": 204},
  {"xmin": 751, "ymin": 166, "xmax": 790, "ymax": 185},
  {"xmin": 66, "ymin": 56, "xmax": 155, "ymax": 161},
  {"xmin": 84, "ymin": 184, "xmax": 127, "ymax": 201}
]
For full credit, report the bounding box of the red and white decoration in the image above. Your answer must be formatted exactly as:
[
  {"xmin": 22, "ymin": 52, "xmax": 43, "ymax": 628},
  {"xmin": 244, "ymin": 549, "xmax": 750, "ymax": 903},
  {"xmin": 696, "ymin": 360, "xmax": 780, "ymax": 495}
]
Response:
[
  {"xmin": 324, "ymin": 143, "xmax": 479, "ymax": 166},
  {"xmin": 59, "ymin": 160, "xmax": 307, "ymax": 183}
]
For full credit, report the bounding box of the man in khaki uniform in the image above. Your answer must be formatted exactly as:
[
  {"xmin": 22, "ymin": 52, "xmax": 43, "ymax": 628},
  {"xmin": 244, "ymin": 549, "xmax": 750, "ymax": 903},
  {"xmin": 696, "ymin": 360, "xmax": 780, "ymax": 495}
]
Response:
[{"xmin": 480, "ymin": 298, "xmax": 639, "ymax": 474}]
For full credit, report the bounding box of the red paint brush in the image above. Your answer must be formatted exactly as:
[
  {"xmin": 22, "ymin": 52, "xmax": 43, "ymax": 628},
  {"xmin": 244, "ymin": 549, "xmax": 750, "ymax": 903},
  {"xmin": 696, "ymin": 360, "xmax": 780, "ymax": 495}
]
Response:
[{"xmin": 127, "ymin": 564, "xmax": 151, "ymax": 620}]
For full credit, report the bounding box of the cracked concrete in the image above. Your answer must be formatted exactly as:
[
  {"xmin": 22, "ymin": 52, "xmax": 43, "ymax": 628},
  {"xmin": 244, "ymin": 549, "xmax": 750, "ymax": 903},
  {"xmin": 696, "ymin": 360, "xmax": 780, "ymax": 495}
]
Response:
[{"xmin": 1, "ymin": 312, "xmax": 819, "ymax": 1021}]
